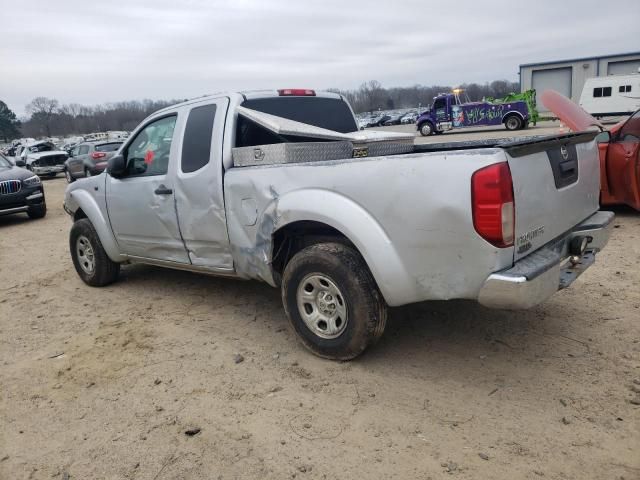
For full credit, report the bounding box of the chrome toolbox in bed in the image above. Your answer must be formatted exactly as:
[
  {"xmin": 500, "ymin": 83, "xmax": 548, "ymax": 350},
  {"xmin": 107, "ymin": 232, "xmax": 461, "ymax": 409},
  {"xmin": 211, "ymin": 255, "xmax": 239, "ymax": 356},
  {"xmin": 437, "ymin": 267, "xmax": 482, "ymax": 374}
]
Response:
[{"xmin": 232, "ymin": 106, "xmax": 415, "ymax": 167}]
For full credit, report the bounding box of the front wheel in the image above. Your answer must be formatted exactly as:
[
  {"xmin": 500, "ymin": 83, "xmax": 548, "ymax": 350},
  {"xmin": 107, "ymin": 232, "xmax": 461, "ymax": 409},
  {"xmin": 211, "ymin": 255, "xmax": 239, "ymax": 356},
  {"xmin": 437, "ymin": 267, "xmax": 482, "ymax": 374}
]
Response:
[
  {"xmin": 504, "ymin": 115, "xmax": 523, "ymax": 131},
  {"xmin": 27, "ymin": 200, "xmax": 46, "ymax": 219},
  {"xmin": 70, "ymin": 218, "xmax": 120, "ymax": 287},
  {"xmin": 282, "ymin": 243, "xmax": 387, "ymax": 360},
  {"xmin": 419, "ymin": 122, "xmax": 434, "ymax": 136}
]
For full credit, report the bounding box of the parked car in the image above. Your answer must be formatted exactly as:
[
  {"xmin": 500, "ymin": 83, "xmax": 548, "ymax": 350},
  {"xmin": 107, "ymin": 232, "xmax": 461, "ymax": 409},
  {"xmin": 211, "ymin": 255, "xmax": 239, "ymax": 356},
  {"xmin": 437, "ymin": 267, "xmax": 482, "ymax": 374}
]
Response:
[
  {"xmin": 382, "ymin": 113, "xmax": 404, "ymax": 126},
  {"xmin": 18, "ymin": 141, "xmax": 68, "ymax": 177},
  {"xmin": 0, "ymin": 153, "xmax": 46, "ymax": 219},
  {"xmin": 2, "ymin": 146, "xmax": 17, "ymax": 157},
  {"xmin": 542, "ymin": 90, "xmax": 640, "ymax": 211},
  {"xmin": 64, "ymin": 88, "xmax": 612, "ymax": 360},
  {"xmin": 64, "ymin": 141, "xmax": 123, "ymax": 183},
  {"xmin": 400, "ymin": 112, "xmax": 418, "ymax": 124},
  {"xmin": 369, "ymin": 114, "xmax": 391, "ymax": 127}
]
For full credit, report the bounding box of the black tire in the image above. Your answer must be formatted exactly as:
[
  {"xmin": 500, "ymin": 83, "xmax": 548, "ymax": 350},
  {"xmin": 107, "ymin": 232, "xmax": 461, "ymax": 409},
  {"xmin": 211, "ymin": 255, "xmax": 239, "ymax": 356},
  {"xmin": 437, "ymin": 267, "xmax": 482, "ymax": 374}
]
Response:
[
  {"xmin": 419, "ymin": 122, "xmax": 434, "ymax": 136},
  {"xmin": 27, "ymin": 200, "xmax": 46, "ymax": 219},
  {"xmin": 85, "ymin": 168, "xmax": 92, "ymax": 178},
  {"xmin": 504, "ymin": 114, "xmax": 523, "ymax": 131},
  {"xmin": 69, "ymin": 218, "xmax": 120, "ymax": 287},
  {"xmin": 281, "ymin": 242, "xmax": 387, "ymax": 360},
  {"xmin": 65, "ymin": 169, "xmax": 75, "ymax": 183}
]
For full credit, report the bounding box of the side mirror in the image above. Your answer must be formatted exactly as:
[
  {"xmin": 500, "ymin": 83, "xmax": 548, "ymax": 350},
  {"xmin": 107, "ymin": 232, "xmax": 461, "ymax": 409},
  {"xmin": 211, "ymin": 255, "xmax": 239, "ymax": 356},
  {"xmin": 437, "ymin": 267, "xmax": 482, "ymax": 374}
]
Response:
[
  {"xmin": 15, "ymin": 159, "xmax": 26, "ymax": 167},
  {"xmin": 107, "ymin": 154, "xmax": 126, "ymax": 177},
  {"xmin": 67, "ymin": 151, "xmax": 73, "ymax": 157},
  {"xmin": 595, "ymin": 131, "xmax": 611, "ymax": 144}
]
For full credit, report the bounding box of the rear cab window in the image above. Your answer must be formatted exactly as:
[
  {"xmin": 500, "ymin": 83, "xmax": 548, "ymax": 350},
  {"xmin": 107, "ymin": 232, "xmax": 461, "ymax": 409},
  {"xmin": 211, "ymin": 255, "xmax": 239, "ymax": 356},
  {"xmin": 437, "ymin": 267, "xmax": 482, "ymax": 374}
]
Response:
[
  {"xmin": 240, "ymin": 96, "xmax": 357, "ymax": 133},
  {"xmin": 236, "ymin": 95, "xmax": 357, "ymax": 148}
]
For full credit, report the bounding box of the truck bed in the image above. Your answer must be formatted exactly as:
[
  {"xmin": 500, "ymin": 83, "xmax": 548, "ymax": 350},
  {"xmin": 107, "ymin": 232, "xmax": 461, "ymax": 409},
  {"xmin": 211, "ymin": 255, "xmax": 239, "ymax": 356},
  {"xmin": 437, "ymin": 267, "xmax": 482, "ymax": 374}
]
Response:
[{"xmin": 224, "ymin": 128, "xmax": 601, "ymax": 305}]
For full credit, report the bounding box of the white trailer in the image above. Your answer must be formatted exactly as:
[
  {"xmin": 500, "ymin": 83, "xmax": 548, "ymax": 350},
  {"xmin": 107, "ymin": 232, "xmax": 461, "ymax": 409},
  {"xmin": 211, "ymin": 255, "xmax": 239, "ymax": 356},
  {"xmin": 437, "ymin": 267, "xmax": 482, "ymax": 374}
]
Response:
[{"xmin": 579, "ymin": 72, "xmax": 640, "ymax": 117}]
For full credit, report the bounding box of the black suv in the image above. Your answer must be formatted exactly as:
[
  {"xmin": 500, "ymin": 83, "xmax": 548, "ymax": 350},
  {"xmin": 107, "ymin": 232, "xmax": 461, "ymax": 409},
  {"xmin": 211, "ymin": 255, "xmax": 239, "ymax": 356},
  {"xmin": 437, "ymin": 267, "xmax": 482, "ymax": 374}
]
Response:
[{"xmin": 0, "ymin": 154, "xmax": 46, "ymax": 219}]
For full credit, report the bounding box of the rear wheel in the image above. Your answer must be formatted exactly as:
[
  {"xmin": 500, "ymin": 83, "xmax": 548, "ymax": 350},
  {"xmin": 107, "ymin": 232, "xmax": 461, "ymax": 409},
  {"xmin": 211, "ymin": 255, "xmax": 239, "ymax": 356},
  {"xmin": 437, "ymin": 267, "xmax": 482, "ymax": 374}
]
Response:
[
  {"xmin": 504, "ymin": 115, "xmax": 523, "ymax": 131},
  {"xmin": 65, "ymin": 169, "xmax": 75, "ymax": 183},
  {"xmin": 85, "ymin": 168, "xmax": 92, "ymax": 177},
  {"xmin": 70, "ymin": 218, "xmax": 120, "ymax": 286},
  {"xmin": 282, "ymin": 243, "xmax": 387, "ymax": 360},
  {"xmin": 419, "ymin": 122, "xmax": 434, "ymax": 136}
]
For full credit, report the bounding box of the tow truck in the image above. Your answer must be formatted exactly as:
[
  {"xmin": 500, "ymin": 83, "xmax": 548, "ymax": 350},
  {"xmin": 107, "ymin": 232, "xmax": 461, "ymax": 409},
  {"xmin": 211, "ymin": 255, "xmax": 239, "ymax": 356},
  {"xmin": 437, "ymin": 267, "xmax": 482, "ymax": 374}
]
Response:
[{"xmin": 416, "ymin": 89, "xmax": 539, "ymax": 136}]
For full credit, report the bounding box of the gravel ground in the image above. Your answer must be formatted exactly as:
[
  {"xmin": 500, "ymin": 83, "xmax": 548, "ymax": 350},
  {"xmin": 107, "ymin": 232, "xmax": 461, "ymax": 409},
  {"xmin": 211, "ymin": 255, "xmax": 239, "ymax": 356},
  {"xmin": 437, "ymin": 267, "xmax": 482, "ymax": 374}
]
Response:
[{"xmin": 1, "ymin": 124, "xmax": 639, "ymax": 479}]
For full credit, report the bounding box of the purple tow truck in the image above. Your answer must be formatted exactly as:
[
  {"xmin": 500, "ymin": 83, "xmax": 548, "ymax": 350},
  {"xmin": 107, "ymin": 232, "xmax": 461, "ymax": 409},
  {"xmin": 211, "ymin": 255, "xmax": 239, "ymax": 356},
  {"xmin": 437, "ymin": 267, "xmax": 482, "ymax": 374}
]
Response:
[{"xmin": 416, "ymin": 90, "xmax": 538, "ymax": 136}]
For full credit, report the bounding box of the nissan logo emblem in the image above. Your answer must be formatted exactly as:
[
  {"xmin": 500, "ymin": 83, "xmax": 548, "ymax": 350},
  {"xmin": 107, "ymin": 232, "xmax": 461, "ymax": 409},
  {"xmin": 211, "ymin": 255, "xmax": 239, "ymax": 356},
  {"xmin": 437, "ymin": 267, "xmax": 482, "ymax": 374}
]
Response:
[{"xmin": 560, "ymin": 145, "xmax": 569, "ymax": 160}]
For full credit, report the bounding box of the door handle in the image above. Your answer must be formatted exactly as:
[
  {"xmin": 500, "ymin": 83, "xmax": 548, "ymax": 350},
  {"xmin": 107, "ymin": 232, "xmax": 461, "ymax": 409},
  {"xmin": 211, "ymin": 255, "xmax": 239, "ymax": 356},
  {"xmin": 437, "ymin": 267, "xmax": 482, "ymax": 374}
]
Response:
[{"xmin": 154, "ymin": 185, "xmax": 173, "ymax": 195}]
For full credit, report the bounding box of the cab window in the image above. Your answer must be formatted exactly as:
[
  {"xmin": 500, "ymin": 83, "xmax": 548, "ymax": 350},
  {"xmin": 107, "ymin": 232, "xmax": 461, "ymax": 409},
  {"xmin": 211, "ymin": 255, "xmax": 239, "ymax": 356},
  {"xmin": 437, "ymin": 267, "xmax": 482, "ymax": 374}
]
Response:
[
  {"xmin": 182, "ymin": 104, "xmax": 216, "ymax": 173},
  {"xmin": 124, "ymin": 115, "xmax": 177, "ymax": 177}
]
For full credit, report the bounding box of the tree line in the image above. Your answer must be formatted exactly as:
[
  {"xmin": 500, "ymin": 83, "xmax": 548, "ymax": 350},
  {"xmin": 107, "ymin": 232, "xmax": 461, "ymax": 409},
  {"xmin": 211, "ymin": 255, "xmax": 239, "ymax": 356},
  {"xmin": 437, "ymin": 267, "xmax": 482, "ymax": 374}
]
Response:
[
  {"xmin": 18, "ymin": 97, "xmax": 180, "ymax": 139},
  {"xmin": 0, "ymin": 78, "xmax": 520, "ymax": 141}
]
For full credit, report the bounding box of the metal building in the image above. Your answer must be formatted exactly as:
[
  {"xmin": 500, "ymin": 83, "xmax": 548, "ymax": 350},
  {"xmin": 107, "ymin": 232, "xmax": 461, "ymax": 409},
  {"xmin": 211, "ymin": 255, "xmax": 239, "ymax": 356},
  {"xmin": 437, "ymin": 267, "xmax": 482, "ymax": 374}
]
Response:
[{"xmin": 519, "ymin": 51, "xmax": 640, "ymax": 112}]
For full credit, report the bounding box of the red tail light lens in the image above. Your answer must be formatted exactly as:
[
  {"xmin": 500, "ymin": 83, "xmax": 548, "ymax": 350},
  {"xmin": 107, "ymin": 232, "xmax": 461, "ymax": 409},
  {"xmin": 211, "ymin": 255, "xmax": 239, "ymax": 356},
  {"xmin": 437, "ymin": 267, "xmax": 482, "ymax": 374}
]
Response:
[
  {"xmin": 91, "ymin": 152, "xmax": 106, "ymax": 160},
  {"xmin": 278, "ymin": 89, "xmax": 316, "ymax": 96},
  {"xmin": 471, "ymin": 162, "xmax": 515, "ymax": 248}
]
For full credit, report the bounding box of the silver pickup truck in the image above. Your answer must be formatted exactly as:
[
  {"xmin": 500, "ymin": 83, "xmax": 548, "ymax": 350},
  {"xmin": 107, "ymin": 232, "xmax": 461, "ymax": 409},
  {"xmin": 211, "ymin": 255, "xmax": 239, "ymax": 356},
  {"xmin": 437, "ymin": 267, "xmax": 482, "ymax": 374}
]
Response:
[{"xmin": 63, "ymin": 89, "xmax": 613, "ymax": 359}]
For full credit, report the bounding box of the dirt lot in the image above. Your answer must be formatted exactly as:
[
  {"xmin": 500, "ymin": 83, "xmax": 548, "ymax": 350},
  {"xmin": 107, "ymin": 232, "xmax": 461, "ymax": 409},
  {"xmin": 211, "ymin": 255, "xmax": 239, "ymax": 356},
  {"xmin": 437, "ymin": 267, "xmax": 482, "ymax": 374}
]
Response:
[{"xmin": 1, "ymin": 124, "xmax": 639, "ymax": 479}]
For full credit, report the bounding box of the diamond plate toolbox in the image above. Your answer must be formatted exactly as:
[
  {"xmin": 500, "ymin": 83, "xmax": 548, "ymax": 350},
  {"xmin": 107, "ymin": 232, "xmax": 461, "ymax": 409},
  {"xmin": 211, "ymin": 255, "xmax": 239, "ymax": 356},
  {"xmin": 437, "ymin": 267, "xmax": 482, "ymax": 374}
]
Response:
[{"xmin": 232, "ymin": 140, "xmax": 414, "ymax": 167}]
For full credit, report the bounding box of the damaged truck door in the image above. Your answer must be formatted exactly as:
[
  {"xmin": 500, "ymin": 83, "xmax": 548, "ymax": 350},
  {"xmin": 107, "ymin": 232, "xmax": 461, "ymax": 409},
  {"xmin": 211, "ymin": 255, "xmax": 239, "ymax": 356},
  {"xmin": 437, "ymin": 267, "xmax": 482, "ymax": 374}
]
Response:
[
  {"xmin": 173, "ymin": 99, "xmax": 234, "ymax": 270},
  {"xmin": 64, "ymin": 89, "xmax": 614, "ymax": 360},
  {"xmin": 105, "ymin": 114, "xmax": 189, "ymax": 263}
]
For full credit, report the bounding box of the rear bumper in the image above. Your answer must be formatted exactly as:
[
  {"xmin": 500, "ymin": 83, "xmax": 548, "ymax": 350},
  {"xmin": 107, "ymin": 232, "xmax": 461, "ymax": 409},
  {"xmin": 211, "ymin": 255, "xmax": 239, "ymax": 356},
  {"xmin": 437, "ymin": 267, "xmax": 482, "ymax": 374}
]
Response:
[{"xmin": 478, "ymin": 210, "xmax": 614, "ymax": 309}]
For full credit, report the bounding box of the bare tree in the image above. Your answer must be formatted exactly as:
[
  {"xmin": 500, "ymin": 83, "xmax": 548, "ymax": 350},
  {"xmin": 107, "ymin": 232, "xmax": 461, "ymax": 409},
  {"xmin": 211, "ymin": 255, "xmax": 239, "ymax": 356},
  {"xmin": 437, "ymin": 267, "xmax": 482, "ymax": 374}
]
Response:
[{"xmin": 25, "ymin": 97, "xmax": 59, "ymax": 137}]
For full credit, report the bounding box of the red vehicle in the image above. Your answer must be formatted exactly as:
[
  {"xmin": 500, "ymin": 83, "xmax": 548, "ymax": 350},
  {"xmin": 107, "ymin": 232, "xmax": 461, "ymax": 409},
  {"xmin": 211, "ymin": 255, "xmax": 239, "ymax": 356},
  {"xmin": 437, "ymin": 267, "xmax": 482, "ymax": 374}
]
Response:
[
  {"xmin": 542, "ymin": 90, "xmax": 640, "ymax": 211},
  {"xmin": 597, "ymin": 111, "xmax": 640, "ymax": 211}
]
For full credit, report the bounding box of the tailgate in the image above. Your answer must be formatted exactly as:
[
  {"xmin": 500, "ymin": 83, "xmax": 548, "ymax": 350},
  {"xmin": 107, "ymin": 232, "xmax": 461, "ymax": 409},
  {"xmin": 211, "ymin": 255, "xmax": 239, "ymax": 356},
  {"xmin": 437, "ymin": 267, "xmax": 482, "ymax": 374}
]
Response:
[{"xmin": 504, "ymin": 132, "xmax": 600, "ymax": 260}]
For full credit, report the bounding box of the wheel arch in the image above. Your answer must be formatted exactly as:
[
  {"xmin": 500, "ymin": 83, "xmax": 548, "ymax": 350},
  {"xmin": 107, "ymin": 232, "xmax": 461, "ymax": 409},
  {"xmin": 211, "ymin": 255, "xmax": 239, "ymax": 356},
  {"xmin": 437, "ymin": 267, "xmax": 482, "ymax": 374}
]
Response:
[
  {"xmin": 502, "ymin": 110, "xmax": 525, "ymax": 123},
  {"xmin": 250, "ymin": 189, "xmax": 415, "ymax": 306},
  {"xmin": 67, "ymin": 189, "xmax": 125, "ymax": 263}
]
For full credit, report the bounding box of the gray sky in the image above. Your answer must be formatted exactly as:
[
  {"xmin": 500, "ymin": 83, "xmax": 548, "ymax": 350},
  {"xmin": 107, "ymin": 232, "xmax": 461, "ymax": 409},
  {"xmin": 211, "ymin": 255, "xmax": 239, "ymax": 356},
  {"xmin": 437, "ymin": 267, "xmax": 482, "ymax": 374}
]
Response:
[{"xmin": 2, "ymin": 0, "xmax": 639, "ymax": 116}]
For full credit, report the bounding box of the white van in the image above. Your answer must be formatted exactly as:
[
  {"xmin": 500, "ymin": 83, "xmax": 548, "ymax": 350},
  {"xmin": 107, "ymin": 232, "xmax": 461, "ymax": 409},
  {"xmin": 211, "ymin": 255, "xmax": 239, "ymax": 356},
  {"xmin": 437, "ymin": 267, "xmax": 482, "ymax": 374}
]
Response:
[{"xmin": 579, "ymin": 72, "xmax": 640, "ymax": 117}]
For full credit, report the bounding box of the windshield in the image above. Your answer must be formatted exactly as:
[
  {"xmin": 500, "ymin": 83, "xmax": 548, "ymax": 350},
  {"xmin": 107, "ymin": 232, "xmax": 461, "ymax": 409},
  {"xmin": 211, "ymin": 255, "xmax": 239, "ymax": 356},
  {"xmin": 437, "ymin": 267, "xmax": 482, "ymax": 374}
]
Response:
[
  {"xmin": 0, "ymin": 154, "xmax": 11, "ymax": 167},
  {"xmin": 29, "ymin": 143, "xmax": 55, "ymax": 153},
  {"xmin": 241, "ymin": 97, "xmax": 357, "ymax": 133},
  {"xmin": 95, "ymin": 142, "xmax": 122, "ymax": 152}
]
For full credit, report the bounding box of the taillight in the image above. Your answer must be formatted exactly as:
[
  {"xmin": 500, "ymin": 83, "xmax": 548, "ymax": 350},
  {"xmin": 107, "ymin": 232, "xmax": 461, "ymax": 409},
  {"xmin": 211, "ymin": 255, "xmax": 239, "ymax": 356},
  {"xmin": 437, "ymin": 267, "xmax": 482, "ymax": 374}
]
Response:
[
  {"xmin": 278, "ymin": 89, "xmax": 316, "ymax": 96},
  {"xmin": 91, "ymin": 152, "xmax": 106, "ymax": 160},
  {"xmin": 471, "ymin": 162, "xmax": 515, "ymax": 248}
]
